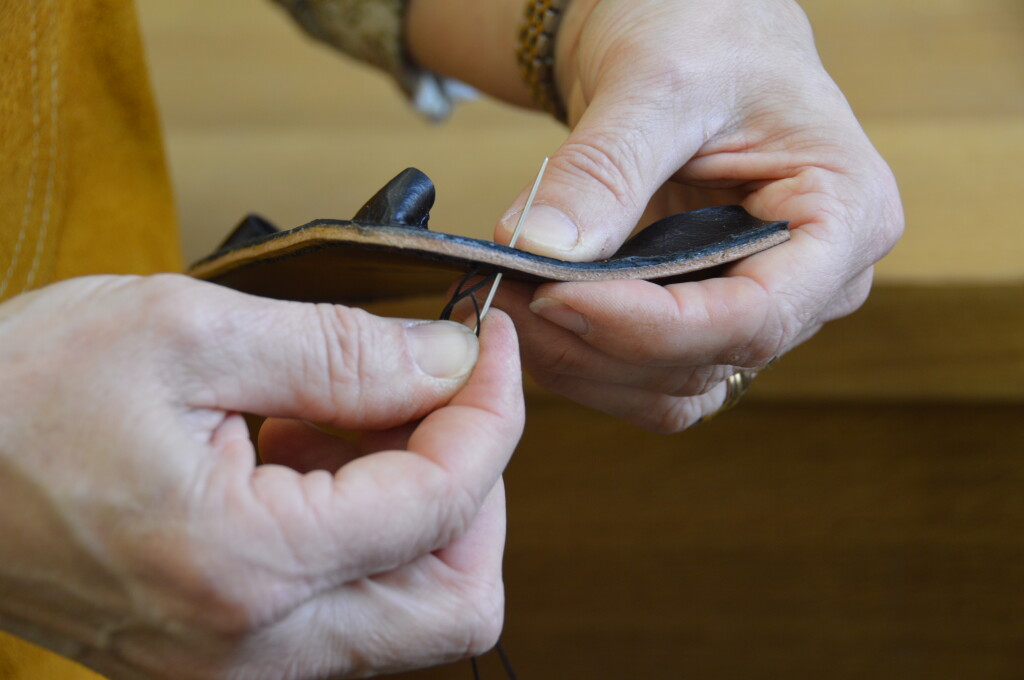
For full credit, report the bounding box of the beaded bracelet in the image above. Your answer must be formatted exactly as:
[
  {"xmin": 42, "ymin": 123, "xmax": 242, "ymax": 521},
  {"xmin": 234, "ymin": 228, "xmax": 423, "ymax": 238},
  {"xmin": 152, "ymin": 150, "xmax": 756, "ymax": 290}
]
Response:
[{"xmin": 516, "ymin": 0, "xmax": 570, "ymax": 122}]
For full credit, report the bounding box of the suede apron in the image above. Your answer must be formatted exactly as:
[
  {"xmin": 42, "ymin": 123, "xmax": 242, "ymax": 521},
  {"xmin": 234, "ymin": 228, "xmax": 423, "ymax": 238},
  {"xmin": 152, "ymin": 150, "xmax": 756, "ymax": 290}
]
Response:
[{"xmin": 1, "ymin": 0, "xmax": 180, "ymax": 676}]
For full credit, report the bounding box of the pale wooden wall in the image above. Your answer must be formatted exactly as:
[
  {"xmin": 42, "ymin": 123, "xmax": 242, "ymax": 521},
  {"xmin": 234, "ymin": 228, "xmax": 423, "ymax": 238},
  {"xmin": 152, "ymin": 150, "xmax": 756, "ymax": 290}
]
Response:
[
  {"xmin": 138, "ymin": 0, "xmax": 1024, "ymax": 286},
  {"xmin": 137, "ymin": 0, "xmax": 563, "ymax": 264},
  {"xmin": 137, "ymin": 2, "xmax": 1023, "ymax": 679}
]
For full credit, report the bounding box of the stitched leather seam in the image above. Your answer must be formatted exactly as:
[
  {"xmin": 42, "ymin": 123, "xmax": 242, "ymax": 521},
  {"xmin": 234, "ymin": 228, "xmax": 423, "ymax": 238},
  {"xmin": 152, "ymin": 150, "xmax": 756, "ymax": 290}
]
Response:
[
  {"xmin": 0, "ymin": 1, "xmax": 42, "ymax": 299},
  {"xmin": 26, "ymin": 0, "xmax": 62, "ymax": 291}
]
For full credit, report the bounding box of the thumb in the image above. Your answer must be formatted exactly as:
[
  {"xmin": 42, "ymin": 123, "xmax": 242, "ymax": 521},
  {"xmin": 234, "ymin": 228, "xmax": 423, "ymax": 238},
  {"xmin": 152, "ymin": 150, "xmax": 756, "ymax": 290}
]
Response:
[
  {"xmin": 496, "ymin": 94, "xmax": 703, "ymax": 261},
  {"xmin": 167, "ymin": 279, "xmax": 478, "ymax": 430}
]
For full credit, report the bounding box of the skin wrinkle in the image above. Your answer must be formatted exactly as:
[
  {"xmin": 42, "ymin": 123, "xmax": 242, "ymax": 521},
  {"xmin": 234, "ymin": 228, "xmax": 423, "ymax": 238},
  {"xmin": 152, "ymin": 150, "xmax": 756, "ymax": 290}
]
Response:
[
  {"xmin": 1, "ymin": 2, "xmax": 40, "ymax": 299},
  {"xmin": 634, "ymin": 382, "xmax": 704, "ymax": 433},
  {"xmin": 653, "ymin": 393, "xmax": 710, "ymax": 434},
  {"xmin": 25, "ymin": 0, "xmax": 61, "ymax": 291},
  {"xmin": 424, "ymin": 558, "xmax": 503, "ymax": 656},
  {"xmin": 676, "ymin": 366, "xmax": 729, "ymax": 398},
  {"xmin": 302, "ymin": 572, "xmax": 453, "ymax": 676},
  {"xmin": 330, "ymin": 453, "xmax": 456, "ymax": 575},
  {"xmin": 551, "ymin": 137, "xmax": 638, "ymax": 204},
  {"xmin": 121, "ymin": 541, "xmax": 249, "ymax": 640},
  {"xmin": 538, "ymin": 334, "xmax": 588, "ymax": 376},
  {"xmin": 142, "ymin": 285, "xmax": 246, "ymax": 411},
  {"xmin": 705, "ymin": 276, "xmax": 784, "ymax": 367},
  {"xmin": 0, "ymin": 436, "xmax": 141, "ymax": 627},
  {"xmin": 730, "ymin": 298, "xmax": 786, "ymax": 368},
  {"xmin": 223, "ymin": 581, "xmax": 341, "ymax": 670},
  {"xmin": 822, "ymin": 267, "xmax": 874, "ymax": 323},
  {"xmin": 575, "ymin": 4, "xmax": 767, "ymax": 134},
  {"xmin": 171, "ymin": 476, "xmax": 290, "ymax": 635},
  {"xmin": 252, "ymin": 501, "xmax": 317, "ymax": 608},
  {"xmin": 417, "ymin": 445, "xmax": 485, "ymax": 549},
  {"xmin": 715, "ymin": 289, "xmax": 778, "ymax": 366},
  {"xmin": 313, "ymin": 303, "xmax": 373, "ymax": 423},
  {"xmin": 252, "ymin": 470, "xmax": 332, "ymax": 579},
  {"xmin": 526, "ymin": 307, "xmax": 722, "ymax": 391},
  {"xmin": 341, "ymin": 581, "xmax": 406, "ymax": 672}
]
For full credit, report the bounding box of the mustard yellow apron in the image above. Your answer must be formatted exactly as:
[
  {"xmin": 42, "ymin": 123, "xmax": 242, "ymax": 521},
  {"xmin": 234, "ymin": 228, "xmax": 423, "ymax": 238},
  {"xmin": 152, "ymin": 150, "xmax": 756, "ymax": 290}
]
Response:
[{"xmin": 1, "ymin": 0, "xmax": 181, "ymax": 675}]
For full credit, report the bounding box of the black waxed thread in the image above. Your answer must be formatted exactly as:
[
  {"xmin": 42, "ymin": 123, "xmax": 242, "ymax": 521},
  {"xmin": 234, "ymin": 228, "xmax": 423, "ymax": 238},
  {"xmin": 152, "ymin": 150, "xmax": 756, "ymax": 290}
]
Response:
[
  {"xmin": 439, "ymin": 266, "xmax": 491, "ymax": 319},
  {"xmin": 495, "ymin": 640, "xmax": 518, "ymax": 679},
  {"xmin": 467, "ymin": 640, "xmax": 517, "ymax": 679},
  {"xmin": 443, "ymin": 272, "xmax": 519, "ymax": 679},
  {"xmin": 439, "ymin": 266, "xmax": 499, "ymax": 335}
]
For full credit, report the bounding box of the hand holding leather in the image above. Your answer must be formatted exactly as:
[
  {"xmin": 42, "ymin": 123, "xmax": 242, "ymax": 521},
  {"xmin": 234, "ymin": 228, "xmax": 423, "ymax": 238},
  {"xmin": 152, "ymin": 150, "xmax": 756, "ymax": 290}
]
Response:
[
  {"xmin": 488, "ymin": 0, "xmax": 904, "ymax": 430},
  {"xmin": 0, "ymin": 275, "xmax": 523, "ymax": 678}
]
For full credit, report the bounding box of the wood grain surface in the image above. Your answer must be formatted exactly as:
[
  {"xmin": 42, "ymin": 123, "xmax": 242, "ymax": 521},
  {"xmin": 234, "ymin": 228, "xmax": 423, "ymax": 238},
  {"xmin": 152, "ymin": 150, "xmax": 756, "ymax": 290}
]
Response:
[{"xmin": 384, "ymin": 400, "xmax": 1024, "ymax": 680}]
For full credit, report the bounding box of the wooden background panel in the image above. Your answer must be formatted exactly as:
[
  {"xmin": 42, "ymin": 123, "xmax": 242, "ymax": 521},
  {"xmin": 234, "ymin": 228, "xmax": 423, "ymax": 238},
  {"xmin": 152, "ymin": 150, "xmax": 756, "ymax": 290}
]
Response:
[
  {"xmin": 360, "ymin": 284, "xmax": 1024, "ymax": 402},
  {"xmin": 750, "ymin": 285, "xmax": 1024, "ymax": 401},
  {"xmin": 137, "ymin": 0, "xmax": 1024, "ymax": 285},
  {"xmin": 137, "ymin": 0, "xmax": 561, "ymax": 263},
  {"xmin": 803, "ymin": 0, "xmax": 1024, "ymax": 117},
  {"xmin": 870, "ymin": 117, "xmax": 1024, "ymax": 283},
  {"xmin": 386, "ymin": 401, "xmax": 1024, "ymax": 680}
]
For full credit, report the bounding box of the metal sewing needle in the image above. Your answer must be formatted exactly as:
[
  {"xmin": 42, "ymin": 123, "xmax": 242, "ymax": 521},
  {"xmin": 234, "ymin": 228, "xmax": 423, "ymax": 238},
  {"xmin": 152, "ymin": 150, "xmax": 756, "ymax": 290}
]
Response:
[{"xmin": 475, "ymin": 157, "xmax": 550, "ymax": 330}]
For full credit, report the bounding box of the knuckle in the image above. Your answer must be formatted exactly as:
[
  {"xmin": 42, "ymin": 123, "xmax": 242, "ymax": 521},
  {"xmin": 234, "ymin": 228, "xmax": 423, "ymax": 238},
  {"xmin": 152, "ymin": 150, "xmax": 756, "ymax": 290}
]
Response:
[
  {"xmin": 646, "ymin": 405, "xmax": 697, "ymax": 434},
  {"xmin": 727, "ymin": 289, "xmax": 797, "ymax": 368},
  {"xmin": 415, "ymin": 463, "xmax": 481, "ymax": 551},
  {"xmin": 558, "ymin": 138, "xmax": 634, "ymax": 204},
  {"xmin": 631, "ymin": 397, "xmax": 702, "ymax": 434},
  {"xmin": 554, "ymin": 136, "xmax": 648, "ymax": 244},
  {"xmin": 879, "ymin": 181, "xmax": 906, "ymax": 253},
  {"xmin": 463, "ymin": 603, "xmax": 504, "ymax": 658},
  {"xmin": 134, "ymin": 275, "xmax": 222, "ymax": 349},
  {"xmin": 310, "ymin": 304, "xmax": 391, "ymax": 418},
  {"xmin": 533, "ymin": 336, "xmax": 588, "ymax": 377},
  {"xmin": 826, "ymin": 269, "xmax": 875, "ymax": 323},
  {"xmin": 524, "ymin": 364, "xmax": 575, "ymax": 401},
  {"xmin": 850, "ymin": 164, "xmax": 905, "ymax": 268},
  {"xmin": 189, "ymin": 591, "xmax": 263, "ymax": 639},
  {"xmin": 446, "ymin": 577, "xmax": 505, "ymax": 660},
  {"xmin": 315, "ymin": 304, "xmax": 367, "ymax": 380},
  {"xmin": 661, "ymin": 365, "xmax": 723, "ymax": 398},
  {"xmin": 625, "ymin": 339, "xmax": 670, "ymax": 366},
  {"xmin": 740, "ymin": 333, "xmax": 788, "ymax": 369},
  {"xmin": 440, "ymin": 479, "xmax": 481, "ymax": 545}
]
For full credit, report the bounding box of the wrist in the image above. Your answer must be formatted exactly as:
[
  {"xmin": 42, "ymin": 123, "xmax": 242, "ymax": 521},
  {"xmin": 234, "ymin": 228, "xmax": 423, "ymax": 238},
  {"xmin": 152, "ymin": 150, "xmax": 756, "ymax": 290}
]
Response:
[
  {"xmin": 551, "ymin": 0, "xmax": 598, "ymax": 119},
  {"xmin": 406, "ymin": 0, "xmax": 534, "ymax": 107}
]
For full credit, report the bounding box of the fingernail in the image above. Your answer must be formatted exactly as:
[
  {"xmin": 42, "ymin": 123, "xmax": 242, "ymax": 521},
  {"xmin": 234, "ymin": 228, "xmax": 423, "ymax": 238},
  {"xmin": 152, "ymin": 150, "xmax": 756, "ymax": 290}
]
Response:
[
  {"xmin": 516, "ymin": 205, "xmax": 579, "ymax": 256},
  {"xmin": 406, "ymin": 321, "xmax": 479, "ymax": 379},
  {"xmin": 530, "ymin": 298, "xmax": 590, "ymax": 336}
]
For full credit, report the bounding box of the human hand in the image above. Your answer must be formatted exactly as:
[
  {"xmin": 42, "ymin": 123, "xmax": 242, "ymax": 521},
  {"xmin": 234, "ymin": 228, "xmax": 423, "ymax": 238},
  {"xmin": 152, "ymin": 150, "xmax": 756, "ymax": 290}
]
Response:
[
  {"xmin": 491, "ymin": 0, "xmax": 903, "ymax": 431},
  {"xmin": 0, "ymin": 275, "xmax": 523, "ymax": 678}
]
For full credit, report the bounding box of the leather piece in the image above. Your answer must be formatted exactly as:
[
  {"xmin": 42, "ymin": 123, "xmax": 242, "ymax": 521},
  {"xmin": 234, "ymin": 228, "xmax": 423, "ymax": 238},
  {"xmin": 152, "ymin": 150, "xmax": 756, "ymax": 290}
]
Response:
[
  {"xmin": 188, "ymin": 169, "xmax": 789, "ymax": 305},
  {"xmin": 352, "ymin": 167, "xmax": 434, "ymax": 228},
  {"xmin": 219, "ymin": 214, "xmax": 282, "ymax": 251}
]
